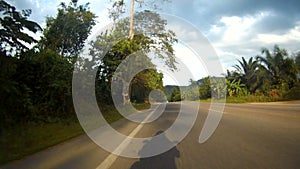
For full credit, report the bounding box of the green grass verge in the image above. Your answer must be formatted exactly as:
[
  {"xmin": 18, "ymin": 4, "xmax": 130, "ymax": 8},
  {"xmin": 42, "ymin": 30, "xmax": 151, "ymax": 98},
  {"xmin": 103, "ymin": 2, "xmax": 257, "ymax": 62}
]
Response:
[
  {"xmin": 132, "ymin": 102, "xmax": 151, "ymax": 110},
  {"xmin": 0, "ymin": 103, "xmax": 150, "ymax": 165},
  {"xmin": 199, "ymin": 95, "xmax": 294, "ymax": 103},
  {"xmin": 226, "ymin": 95, "xmax": 283, "ymax": 103},
  {"xmin": 0, "ymin": 120, "xmax": 84, "ymax": 165}
]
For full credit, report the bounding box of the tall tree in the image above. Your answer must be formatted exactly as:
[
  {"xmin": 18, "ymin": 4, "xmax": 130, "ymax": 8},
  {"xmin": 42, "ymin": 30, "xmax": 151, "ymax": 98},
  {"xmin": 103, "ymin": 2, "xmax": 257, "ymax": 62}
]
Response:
[
  {"xmin": 41, "ymin": 0, "xmax": 96, "ymax": 57},
  {"xmin": 104, "ymin": 1, "xmax": 177, "ymax": 104},
  {"xmin": 129, "ymin": 0, "xmax": 135, "ymax": 39},
  {"xmin": 109, "ymin": 0, "xmax": 170, "ymax": 40},
  {"xmin": 91, "ymin": 10, "xmax": 177, "ymax": 104}
]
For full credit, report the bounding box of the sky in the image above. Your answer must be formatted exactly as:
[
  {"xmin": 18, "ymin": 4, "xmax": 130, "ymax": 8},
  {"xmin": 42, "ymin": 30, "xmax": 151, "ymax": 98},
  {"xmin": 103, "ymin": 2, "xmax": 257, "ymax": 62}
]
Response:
[{"xmin": 8, "ymin": 0, "xmax": 300, "ymax": 85}]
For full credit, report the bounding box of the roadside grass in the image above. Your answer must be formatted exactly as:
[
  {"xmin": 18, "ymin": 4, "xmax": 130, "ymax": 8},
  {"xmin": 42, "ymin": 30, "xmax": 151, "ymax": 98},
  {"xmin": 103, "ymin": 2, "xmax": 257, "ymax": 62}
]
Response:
[
  {"xmin": 225, "ymin": 95, "xmax": 284, "ymax": 103},
  {"xmin": 0, "ymin": 103, "xmax": 150, "ymax": 165},
  {"xmin": 0, "ymin": 120, "xmax": 84, "ymax": 165},
  {"xmin": 200, "ymin": 95, "xmax": 291, "ymax": 103},
  {"xmin": 132, "ymin": 102, "xmax": 151, "ymax": 110}
]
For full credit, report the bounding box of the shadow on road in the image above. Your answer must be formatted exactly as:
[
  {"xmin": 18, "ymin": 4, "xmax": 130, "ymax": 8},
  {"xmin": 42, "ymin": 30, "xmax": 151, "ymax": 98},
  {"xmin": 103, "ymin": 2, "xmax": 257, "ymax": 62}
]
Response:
[{"xmin": 130, "ymin": 131, "xmax": 180, "ymax": 169}]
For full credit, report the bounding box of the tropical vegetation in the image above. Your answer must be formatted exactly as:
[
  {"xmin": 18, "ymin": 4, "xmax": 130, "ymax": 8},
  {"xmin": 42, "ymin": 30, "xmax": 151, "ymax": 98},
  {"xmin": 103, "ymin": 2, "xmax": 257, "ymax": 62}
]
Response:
[
  {"xmin": 1, "ymin": 0, "xmax": 300, "ymax": 165},
  {"xmin": 0, "ymin": 0, "xmax": 175, "ymax": 164},
  {"xmin": 182, "ymin": 45, "xmax": 300, "ymax": 102}
]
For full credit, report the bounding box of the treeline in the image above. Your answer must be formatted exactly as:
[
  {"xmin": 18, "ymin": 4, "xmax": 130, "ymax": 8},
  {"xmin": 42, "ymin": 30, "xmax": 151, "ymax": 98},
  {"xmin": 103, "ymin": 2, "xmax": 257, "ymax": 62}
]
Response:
[
  {"xmin": 0, "ymin": 0, "xmax": 96, "ymax": 128},
  {"xmin": 181, "ymin": 45, "xmax": 300, "ymax": 101},
  {"xmin": 0, "ymin": 0, "xmax": 178, "ymax": 129}
]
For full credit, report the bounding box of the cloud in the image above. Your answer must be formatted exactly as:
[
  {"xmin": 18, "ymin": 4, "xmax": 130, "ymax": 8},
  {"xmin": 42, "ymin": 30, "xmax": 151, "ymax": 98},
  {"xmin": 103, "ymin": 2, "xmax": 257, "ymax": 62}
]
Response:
[
  {"xmin": 8, "ymin": 0, "xmax": 110, "ymax": 28},
  {"xmin": 9, "ymin": 0, "xmax": 63, "ymax": 26},
  {"xmin": 255, "ymin": 23, "xmax": 300, "ymax": 44},
  {"xmin": 221, "ymin": 15, "xmax": 255, "ymax": 42},
  {"xmin": 5, "ymin": 0, "xmax": 300, "ymax": 76},
  {"xmin": 208, "ymin": 11, "xmax": 271, "ymax": 44},
  {"xmin": 203, "ymin": 9, "xmax": 300, "ymax": 70}
]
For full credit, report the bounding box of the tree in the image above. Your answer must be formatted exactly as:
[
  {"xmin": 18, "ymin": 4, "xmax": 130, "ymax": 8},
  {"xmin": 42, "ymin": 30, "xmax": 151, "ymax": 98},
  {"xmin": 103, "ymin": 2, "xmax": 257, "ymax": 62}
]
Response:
[
  {"xmin": 182, "ymin": 80, "xmax": 199, "ymax": 101},
  {"xmin": 41, "ymin": 0, "xmax": 96, "ymax": 57},
  {"xmin": 188, "ymin": 79, "xmax": 198, "ymax": 87},
  {"xmin": 210, "ymin": 77, "xmax": 226, "ymax": 100},
  {"xmin": 129, "ymin": 0, "xmax": 135, "ymax": 39},
  {"xmin": 295, "ymin": 52, "xmax": 300, "ymax": 72},
  {"xmin": 109, "ymin": 0, "xmax": 170, "ymax": 39},
  {"xmin": 170, "ymin": 86, "xmax": 181, "ymax": 102},
  {"xmin": 131, "ymin": 69, "xmax": 164, "ymax": 103},
  {"xmin": 225, "ymin": 69, "xmax": 240, "ymax": 82},
  {"xmin": 0, "ymin": 1, "xmax": 42, "ymax": 127},
  {"xmin": 102, "ymin": 1, "xmax": 178, "ymax": 104},
  {"xmin": 91, "ymin": 10, "xmax": 177, "ymax": 104},
  {"xmin": 233, "ymin": 57, "xmax": 262, "ymax": 93},
  {"xmin": 198, "ymin": 77, "xmax": 211, "ymax": 99},
  {"xmin": 13, "ymin": 49, "xmax": 75, "ymax": 120},
  {"xmin": 0, "ymin": 0, "xmax": 42, "ymax": 56},
  {"xmin": 256, "ymin": 45, "xmax": 298, "ymax": 90},
  {"xmin": 94, "ymin": 35, "xmax": 152, "ymax": 104}
]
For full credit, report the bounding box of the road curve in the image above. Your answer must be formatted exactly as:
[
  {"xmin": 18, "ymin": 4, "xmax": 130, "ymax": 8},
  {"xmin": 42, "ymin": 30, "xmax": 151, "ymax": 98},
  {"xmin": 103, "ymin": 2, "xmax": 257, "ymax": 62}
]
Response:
[{"xmin": 1, "ymin": 101, "xmax": 300, "ymax": 169}]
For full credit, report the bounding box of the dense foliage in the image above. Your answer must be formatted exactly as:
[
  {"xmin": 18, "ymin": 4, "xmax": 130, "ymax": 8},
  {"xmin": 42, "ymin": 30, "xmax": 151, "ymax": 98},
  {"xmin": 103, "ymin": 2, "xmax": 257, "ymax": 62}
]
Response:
[
  {"xmin": 0, "ymin": 1, "xmax": 96, "ymax": 129},
  {"xmin": 181, "ymin": 45, "xmax": 300, "ymax": 101},
  {"xmin": 41, "ymin": 0, "xmax": 95, "ymax": 57},
  {"xmin": 0, "ymin": 1, "xmax": 176, "ymax": 130}
]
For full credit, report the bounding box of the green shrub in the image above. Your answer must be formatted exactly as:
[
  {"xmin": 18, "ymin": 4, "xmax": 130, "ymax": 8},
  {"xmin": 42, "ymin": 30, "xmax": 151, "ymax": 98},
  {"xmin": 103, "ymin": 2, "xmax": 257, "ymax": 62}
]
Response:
[{"xmin": 283, "ymin": 86, "xmax": 300, "ymax": 100}]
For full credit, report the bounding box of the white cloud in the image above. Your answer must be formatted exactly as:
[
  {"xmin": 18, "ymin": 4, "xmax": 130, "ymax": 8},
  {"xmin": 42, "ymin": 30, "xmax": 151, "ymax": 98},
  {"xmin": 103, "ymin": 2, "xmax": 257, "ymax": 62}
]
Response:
[
  {"xmin": 209, "ymin": 24, "xmax": 222, "ymax": 34},
  {"xmin": 221, "ymin": 16, "xmax": 255, "ymax": 42},
  {"xmin": 209, "ymin": 11, "xmax": 271, "ymax": 44},
  {"xmin": 255, "ymin": 23, "xmax": 300, "ymax": 44},
  {"xmin": 203, "ymin": 11, "xmax": 300, "ymax": 70},
  {"xmin": 34, "ymin": 0, "xmax": 40, "ymax": 8}
]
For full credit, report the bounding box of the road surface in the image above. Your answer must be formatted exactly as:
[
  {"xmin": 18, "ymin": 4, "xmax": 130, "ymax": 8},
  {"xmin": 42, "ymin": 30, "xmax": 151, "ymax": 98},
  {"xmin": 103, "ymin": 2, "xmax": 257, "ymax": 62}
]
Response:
[{"xmin": 2, "ymin": 101, "xmax": 300, "ymax": 169}]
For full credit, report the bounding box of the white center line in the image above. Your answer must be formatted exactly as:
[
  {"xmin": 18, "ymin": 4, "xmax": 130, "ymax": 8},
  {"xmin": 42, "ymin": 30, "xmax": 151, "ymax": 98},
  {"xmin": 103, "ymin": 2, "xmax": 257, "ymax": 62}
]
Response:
[{"xmin": 95, "ymin": 109, "xmax": 155, "ymax": 169}]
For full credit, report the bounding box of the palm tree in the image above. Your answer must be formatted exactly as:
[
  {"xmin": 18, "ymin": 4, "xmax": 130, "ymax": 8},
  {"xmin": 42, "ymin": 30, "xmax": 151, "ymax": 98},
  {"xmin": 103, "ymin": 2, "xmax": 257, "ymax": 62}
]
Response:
[
  {"xmin": 233, "ymin": 57, "xmax": 261, "ymax": 93},
  {"xmin": 225, "ymin": 69, "xmax": 240, "ymax": 82},
  {"xmin": 256, "ymin": 45, "xmax": 298, "ymax": 89}
]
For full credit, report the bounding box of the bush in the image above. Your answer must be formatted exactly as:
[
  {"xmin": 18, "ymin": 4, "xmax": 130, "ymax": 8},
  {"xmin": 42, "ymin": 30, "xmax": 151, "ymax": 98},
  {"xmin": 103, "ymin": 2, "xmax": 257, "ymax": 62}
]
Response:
[
  {"xmin": 267, "ymin": 89, "xmax": 281, "ymax": 98},
  {"xmin": 283, "ymin": 86, "xmax": 300, "ymax": 100}
]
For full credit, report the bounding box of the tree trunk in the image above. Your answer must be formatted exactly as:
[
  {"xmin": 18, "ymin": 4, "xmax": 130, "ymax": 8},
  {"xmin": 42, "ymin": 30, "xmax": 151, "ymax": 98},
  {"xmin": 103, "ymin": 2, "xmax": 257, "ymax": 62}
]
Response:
[
  {"xmin": 129, "ymin": 0, "xmax": 135, "ymax": 40},
  {"xmin": 122, "ymin": 81, "xmax": 130, "ymax": 105}
]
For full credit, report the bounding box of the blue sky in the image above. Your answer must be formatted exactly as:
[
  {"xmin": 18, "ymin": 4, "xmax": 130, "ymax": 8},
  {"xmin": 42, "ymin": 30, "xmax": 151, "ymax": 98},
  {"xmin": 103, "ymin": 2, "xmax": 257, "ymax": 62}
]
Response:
[{"xmin": 8, "ymin": 0, "xmax": 300, "ymax": 85}]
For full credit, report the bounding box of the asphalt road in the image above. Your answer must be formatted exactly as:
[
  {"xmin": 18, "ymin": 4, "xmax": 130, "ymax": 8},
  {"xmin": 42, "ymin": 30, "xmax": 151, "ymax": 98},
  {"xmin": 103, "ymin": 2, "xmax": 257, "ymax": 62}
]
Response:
[{"xmin": 2, "ymin": 101, "xmax": 300, "ymax": 169}]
